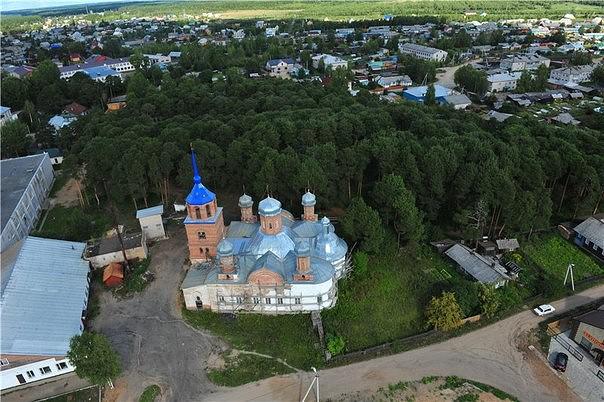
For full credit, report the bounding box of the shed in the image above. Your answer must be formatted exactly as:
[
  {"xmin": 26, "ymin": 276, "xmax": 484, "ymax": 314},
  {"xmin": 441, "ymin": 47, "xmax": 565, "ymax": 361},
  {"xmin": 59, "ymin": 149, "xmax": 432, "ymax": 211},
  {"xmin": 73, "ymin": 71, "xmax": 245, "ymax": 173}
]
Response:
[
  {"xmin": 103, "ymin": 262, "xmax": 124, "ymax": 287},
  {"xmin": 136, "ymin": 204, "xmax": 165, "ymax": 240},
  {"xmin": 444, "ymin": 243, "xmax": 510, "ymax": 288},
  {"xmin": 496, "ymin": 238, "xmax": 520, "ymax": 253}
]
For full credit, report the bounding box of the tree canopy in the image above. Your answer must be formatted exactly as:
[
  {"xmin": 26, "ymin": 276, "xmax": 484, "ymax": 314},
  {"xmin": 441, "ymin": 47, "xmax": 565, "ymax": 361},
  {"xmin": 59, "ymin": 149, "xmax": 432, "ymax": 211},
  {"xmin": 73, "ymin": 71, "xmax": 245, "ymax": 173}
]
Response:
[{"xmin": 67, "ymin": 332, "xmax": 121, "ymax": 386}]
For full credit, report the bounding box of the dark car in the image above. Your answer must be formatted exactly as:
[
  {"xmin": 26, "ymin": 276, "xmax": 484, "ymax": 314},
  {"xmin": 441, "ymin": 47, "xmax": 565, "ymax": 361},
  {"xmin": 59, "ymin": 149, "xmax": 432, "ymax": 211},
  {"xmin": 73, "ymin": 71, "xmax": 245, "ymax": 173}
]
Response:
[{"xmin": 554, "ymin": 352, "xmax": 568, "ymax": 372}]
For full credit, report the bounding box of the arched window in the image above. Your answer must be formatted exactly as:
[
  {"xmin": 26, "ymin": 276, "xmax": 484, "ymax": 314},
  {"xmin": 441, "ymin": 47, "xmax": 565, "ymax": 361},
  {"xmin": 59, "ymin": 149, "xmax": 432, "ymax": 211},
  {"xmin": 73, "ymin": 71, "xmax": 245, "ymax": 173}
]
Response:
[
  {"xmin": 268, "ymin": 222, "xmax": 273, "ymax": 229},
  {"xmin": 195, "ymin": 207, "xmax": 201, "ymax": 220},
  {"xmin": 205, "ymin": 204, "xmax": 211, "ymax": 217}
]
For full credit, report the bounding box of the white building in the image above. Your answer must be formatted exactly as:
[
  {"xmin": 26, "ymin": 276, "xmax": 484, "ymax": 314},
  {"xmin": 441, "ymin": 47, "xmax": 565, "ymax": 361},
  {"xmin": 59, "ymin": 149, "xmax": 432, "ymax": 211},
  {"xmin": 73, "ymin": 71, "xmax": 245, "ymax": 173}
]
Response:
[
  {"xmin": 335, "ymin": 28, "xmax": 355, "ymax": 38},
  {"xmin": 265, "ymin": 26, "xmax": 278, "ymax": 38},
  {"xmin": 84, "ymin": 232, "xmax": 148, "ymax": 269},
  {"xmin": 499, "ymin": 54, "xmax": 550, "ymax": 72},
  {"xmin": 266, "ymin": 58, "xmax": 295, "ymax": 78},
  {"xmin": 0, "ymin": 106, "xmax": 18, "ymax": 126},
  {"xmin": 136, "ymin": 205, "xmax": 165, "ymax": 240},
  {"xmin": 487, "ymin": 72, "xmax": 521, "ymax": 92},
  {"xmin": 376, "ymin": 74, "xmax": 413, "ymax": 90},
  {"xmin": 143, "ymin": 53, "xmax": 171, "ymax": 65},
  {"xmin": 399, "ymin": 43, "xmax": 448, "ymax": 62},
  {"xmin": 549, "ymin": 64, "xmax": 597, "ymax": 84},
  {"xmin": 0, "ymin": 237, "xmax": 90, "ymax": 390},
  {"xmin": 311, "ymin": 54, "xmax": 348, "ymax": 70},
  {"xmin": 0, "ymin": 154, "xmax": 54, "ymax": 252},
  {"xmin": 59, "ymin": 55, "xmax": 134, "ymax": 80}
]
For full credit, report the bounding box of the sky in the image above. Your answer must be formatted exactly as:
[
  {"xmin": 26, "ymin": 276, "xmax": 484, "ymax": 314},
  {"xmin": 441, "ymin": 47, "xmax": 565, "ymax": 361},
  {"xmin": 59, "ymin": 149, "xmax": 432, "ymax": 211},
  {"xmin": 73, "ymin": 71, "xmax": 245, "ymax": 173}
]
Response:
[{"xmin": 1, "ymin": 0, "xmax": 148, "ymax": 12}]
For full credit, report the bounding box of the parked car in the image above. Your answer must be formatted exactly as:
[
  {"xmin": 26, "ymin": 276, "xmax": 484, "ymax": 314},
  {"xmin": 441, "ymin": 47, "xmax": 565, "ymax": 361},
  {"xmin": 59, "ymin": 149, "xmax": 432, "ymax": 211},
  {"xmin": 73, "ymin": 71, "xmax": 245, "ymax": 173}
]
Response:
[
  {"xmin": 533, "ymin": 304, "xmax": 556, "ymax": 316},
  {"xmin": 554, "ymin": 352, "xmax": 568, "ymax": 372}
]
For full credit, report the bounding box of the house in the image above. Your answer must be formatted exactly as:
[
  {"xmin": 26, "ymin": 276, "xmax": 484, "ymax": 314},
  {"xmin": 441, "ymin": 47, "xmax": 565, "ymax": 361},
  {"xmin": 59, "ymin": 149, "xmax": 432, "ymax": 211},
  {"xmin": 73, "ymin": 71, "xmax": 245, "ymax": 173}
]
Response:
[
  {"xmin": 569, "ymin": 305, "xmax": 604, "ymax": 366},
  {"xmin": 107, "ymin": 95, "xmax": 127, "ymax": 112},
  {"xmin": 335, "ymin": 28, "xmax": 355, "ymax": 38},
  {"xmin": 144, "ymin": 53, "xmax": 171, "ymax": 65},
  {"xmin": 82, "ymin": 66, "xmax": 122, "ymax": 82},
  {"xmin": 84, "ymin": 232, "xmax": 148, "ymax": 269},
  {"xmin": 62, "ymin": 102, "xmax": 88, "ymax": 116},
  {"xmin": 551, "ymin": 112, "xmax": 580, "ymax": 126},
  {"xmin": 573, "ymin": 217, "xmax": 604, "ymax": 261},
  {"xmin": 103, "ymin": 262, "xmax": 124, "ymax": 287},
  {"xmin": 265, "ymin": 27, "xmax": 278, "ymax": 38},
  {"xmin": 0, "ymin": 106, "xmax": 18, "ymax": 126},
  {"xmin": 311, "ymin": 54, "xmax": 348, "ymax": 70},
  {"xmin": 403, "ymin": 84, "xmax": 453, "ymax": 103},
  {"xmin": 549, "ymin": 64, "xmax": 597, "ymax": 85},
  {"xmin": 376, "ymin": 74, "xmax": 412, "ymax": 91},
  {"xmin": 399, "ymin": 43, "xmax": 448, "ymax": 62},
  {"xmin": 2, "ymin": 65, "xmax": 35, "ymax": 79},
  {"xmin": 37, "ymin": 148, "xmax": 63, "ymax": 165},
  {"xmin": 0, "ymin": 237, "xmax": 90, "ymax": 390},
  {"xmin": 444, "ymin": 243, "xmax": 510, "ymax": 288},
  {"xmin": 136, "ymin": 205, "xmax": 165, "ymax": 240},
  {"xmin": 59, "ymin": 55, "xmax": 133, "ymax": 80},
  {"xmin": 266, "ymin": 58, "xmax": 295, "ymax": 78},
  {"xmin": 496, "ymin": 238, "xmax": 520, "ymax": 253},
  {"xmin": 487, "ymin": 72, "xmax": 521, "ymax": 92},
  {"xmin": 180, "ymin": 149, "xmax": 349, "ymax": 313},
  {"xmin": 48, "ymin": 114, "xmax": 76, "ymax": 131},
  {"xmin": 0, "ymin": 154, "xmax": 54, "ymax": 252},
  {"xmin": 483, "ymin": 110, "xmax": 514, "ymax": 122},
  {"xmin": 499, "ymin": 54, "xmax": 550, "ymax": 72},
  {"xmin": 443, "ymin": 94, "xmax": 472, "ymax": 110}
]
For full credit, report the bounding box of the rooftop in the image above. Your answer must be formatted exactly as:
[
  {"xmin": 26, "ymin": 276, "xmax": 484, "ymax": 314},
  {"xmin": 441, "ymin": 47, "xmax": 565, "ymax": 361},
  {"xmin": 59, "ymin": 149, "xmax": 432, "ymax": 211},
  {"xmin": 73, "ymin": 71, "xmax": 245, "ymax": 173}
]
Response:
[
  {"xmin": 574, "ymin": 305, "xmax": 604, "ymax": 330},
  {"xmin": 136, "ymin": 204, "xmax": 164, "ymax": 219},
  {"xmin": 574, "ymin": 217, "xmax": 604, "ymax": 249},
  {"xmin": 445, "ymin": 243, "xmax": 510, "ymax": 284},
  {"xmin": 0, "ymin": 154, "xmax": 49, "ymax": 233},
  {"xmin": 1, "ymin": 237, "xmax": 89, "ymax": 357},
  {"xmin": 85, "ymin": 232, "xmax": 143, "ymax": 257}
]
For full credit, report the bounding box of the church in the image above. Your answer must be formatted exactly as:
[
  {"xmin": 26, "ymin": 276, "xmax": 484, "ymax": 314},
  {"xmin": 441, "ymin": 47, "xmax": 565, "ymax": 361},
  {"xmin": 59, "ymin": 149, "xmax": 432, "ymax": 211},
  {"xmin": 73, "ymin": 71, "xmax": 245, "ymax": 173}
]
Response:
[{"xmin": 181, "ymin": 149, "xmax": 349, "ymax": 313}]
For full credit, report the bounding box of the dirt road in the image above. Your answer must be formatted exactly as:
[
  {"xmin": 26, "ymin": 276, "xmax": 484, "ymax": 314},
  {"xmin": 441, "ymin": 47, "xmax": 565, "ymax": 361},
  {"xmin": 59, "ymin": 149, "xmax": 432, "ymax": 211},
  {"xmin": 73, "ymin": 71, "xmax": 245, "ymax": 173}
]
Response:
[{"xmin": 203, "ymin": 285, "xmax": 604, "ymax": 402}]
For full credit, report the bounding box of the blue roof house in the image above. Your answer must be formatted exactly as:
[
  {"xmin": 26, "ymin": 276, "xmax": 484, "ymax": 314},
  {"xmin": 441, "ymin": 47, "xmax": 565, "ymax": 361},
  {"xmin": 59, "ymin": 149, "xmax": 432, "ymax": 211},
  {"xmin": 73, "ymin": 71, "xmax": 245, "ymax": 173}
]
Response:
[
  {"xmin": 403, "ymin": 84, "xmax": 453, "ymax": 103},
  {"xmin": 82, "ymin": 66, "xmax": 122, "ymax": 82}
]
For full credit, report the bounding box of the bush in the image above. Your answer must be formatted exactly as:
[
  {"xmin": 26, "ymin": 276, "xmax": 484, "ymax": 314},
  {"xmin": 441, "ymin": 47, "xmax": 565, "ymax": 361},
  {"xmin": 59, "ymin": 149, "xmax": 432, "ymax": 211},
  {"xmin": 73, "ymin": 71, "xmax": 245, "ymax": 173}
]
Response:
[
  {"xmin": 326, "ymin": 334, "xmax": 346, "ymax": 356},
  {"xmin": 139, "ymin": 385, "xmax": 161, "ymax": 402},
  {"xmin": 425, "ymin": 292, "xmax": 463, "ymax": 331},
  {"xmin": 455, "ymin": 394, "xmax": 479, "ymax": 402}
]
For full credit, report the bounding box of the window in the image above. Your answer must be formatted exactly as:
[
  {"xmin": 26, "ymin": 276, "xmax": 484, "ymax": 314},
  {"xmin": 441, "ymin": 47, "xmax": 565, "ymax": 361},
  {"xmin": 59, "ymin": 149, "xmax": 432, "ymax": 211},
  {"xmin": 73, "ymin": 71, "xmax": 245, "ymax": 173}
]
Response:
[
  {"xmin": 26, "ymin": 370, "xmax": 35, "ymax": 378},
  {"xmin": 16, "ymin": 374, "xmax": 26, "ymax": 384},
  {"xmin": 198, "ymin": 231, "xmax": 206, "ymax": 239},
  {"xmin": 265, "ymin": 297, "xmax": 271, "ymax": 304},
  {"xmin": 580, "ymin": 336, "xmax": 593, "ymax": 351},
  {"xmin": 317, "ymin": 296, "xmax": 322, "ymax": 304},
  {"xmin": 294, "ymin": 297, "xmax": 301, "ymax": 304},
  {"xmin": 205, "ymin": 204, "xmax": 211, "ymax": 217},
  {"xmin": 236, "ymin": 297, "xmax": 243, "ymax": 304},
  {"xmin": 0, "ymin": 358, "xmax": 9, "ymax": 366},
  {"xmin": 268, "ymin": 223, "xmax": 272, "ymax": 229},
  {"xmin": 56, "ymin": 362, "xmax": 68, "ymax": 370},
  {"xmin": 277, "ymin": 298, "xmax": 284, "ymax": 305},
  {"xmin": 205, "ymin": 248, "xmax": 210, "ymax": 255},
  {"xmin": 39, "ymin": 366, "xmax": 51, "ymax": 374},
  {"xmin": 195, "ymin": 207, "xmax": 201, "ymax": 220},
  {"xmin": 253, "ymin": 297, "xmax": 260, "ymax": 304},
  {"xmin": 219, "ymin": 296, "xmax": 225, "ymax": 303}
]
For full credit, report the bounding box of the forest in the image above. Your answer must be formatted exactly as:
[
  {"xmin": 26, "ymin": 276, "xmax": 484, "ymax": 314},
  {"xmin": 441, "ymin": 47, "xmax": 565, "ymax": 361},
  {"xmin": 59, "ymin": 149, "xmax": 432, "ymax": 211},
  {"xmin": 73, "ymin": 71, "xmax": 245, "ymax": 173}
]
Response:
[{"xmin": 6, "ymin": 60, "xmax": 601, "ymax": 247}]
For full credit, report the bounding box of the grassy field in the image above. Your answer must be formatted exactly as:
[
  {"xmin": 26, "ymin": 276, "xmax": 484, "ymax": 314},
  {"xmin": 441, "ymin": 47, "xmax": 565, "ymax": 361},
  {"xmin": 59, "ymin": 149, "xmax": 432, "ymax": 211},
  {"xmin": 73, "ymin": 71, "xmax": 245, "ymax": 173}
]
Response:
[
  {"xmin": 523, "ymin": 235, "xmax": 604, "ymax": 281},
  {"xmin": 182, "ymin": 308, "xmax": 324, "ymax": 370},
  {"xmin": 44, "ymin": 386, "xmax": 100, "ymax": 402},
  {"xmin": 321, "ymin": 247, "xmax": 464, "ymax": 352},
  {"xmin": 207, "ymin": 353, "xmax": 294, "ymax": 386},
  {"xmin": 139, "ymin": 384, "xmax": 161, "ymax": 402},
  {"xmin": 33, "ymin": 205, "xmax": 112, "ymax": 242}
]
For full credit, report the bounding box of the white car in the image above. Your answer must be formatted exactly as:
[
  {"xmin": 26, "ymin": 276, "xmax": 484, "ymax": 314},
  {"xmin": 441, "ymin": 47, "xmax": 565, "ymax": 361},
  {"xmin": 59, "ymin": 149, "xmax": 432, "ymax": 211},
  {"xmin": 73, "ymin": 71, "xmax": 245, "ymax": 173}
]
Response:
[{"xmin": 533, "ymin": 304, "xmax": 556, "ymax": 316}]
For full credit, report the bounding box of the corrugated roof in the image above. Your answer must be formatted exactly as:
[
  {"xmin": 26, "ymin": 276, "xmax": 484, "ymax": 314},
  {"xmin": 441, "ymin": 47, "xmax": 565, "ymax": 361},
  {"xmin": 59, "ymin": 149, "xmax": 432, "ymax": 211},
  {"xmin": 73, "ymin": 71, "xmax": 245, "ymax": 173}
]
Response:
[
  {"xmin": 1, "ymin": 237, "xmax": 89, "ymax": 356},
  {"xmin": 445, "ymin": 243, "xmax": 509, "ymax": 284},
  {"xmin": 574, "ymin": 217, "xmax": 604, "ymax": 249},
  {"xmin": 136, "ymin": 204, "xmax": 164, "ymax": 219}
]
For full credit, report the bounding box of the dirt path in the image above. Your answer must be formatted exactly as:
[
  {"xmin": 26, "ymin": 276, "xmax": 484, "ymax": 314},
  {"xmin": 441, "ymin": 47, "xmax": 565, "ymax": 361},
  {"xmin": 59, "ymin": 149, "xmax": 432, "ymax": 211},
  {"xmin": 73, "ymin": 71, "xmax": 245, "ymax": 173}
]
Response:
[
  {"xmin": 50, "ymin": 178, "xmax": 80, "ymax": 207},
  {"xmin": 202, "ymin": 285, "xmax": 604, "ymax": 402}
]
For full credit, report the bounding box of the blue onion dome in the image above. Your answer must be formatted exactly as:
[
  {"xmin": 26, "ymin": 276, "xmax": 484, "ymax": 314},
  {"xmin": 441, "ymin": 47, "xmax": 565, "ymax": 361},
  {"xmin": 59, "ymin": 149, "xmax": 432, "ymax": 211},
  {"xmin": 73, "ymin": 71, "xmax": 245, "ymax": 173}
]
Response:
[
  {"xmin": 258, "ymin": 196, "xmax": 282, "ymax": 217},
  {"xmin": 314, "ymin": 217, "xmax": 348, "ymax": 261},
  {"xmin": 238, "ymin": 193, "xmax": 253, "ymax": 208},
  {"xmin": 217, "ymin": 240, "xmax": 234, "ymax": 256},
  {"xmin": 301, "ymin": 191, "xmax": 316, "ymax": 207},
  {"xmin": 295, "ymin": 240, "xmax": 311, "ymax": 256}
]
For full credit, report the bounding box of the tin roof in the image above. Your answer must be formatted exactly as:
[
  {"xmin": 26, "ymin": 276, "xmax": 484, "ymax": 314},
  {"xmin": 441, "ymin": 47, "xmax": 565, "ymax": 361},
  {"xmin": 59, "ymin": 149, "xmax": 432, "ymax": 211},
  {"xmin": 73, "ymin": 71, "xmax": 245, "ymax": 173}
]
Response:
[
  {"xmin": 445, "ymin": 243, "xmax": 510, "ymax": 284},
  {"xmin": 574, "ymin": 217, "xmax": 604, "ymax": 249},
  {"xmin": 1, "ymin": 237, "xmax": 89, "ymax": 356},
  {"xmin": 136, "ymin": 204, "xmax": 164, "ymax": 219}
]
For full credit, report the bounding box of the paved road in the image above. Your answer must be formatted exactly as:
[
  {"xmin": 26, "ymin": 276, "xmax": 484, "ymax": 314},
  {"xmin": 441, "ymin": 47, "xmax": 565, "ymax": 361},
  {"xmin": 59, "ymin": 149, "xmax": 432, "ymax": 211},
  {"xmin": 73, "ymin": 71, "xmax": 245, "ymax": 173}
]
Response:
[
  {"xmin": 202, "ymin": 285, "xmax": 604, "ymax": 402},
  {"xmin": 93, "ymin": 230, "xmax": 224, "ymax": 402},
  {"xmin": 435, "ymin": 58, "xmax": 481, "ymax": 89}
]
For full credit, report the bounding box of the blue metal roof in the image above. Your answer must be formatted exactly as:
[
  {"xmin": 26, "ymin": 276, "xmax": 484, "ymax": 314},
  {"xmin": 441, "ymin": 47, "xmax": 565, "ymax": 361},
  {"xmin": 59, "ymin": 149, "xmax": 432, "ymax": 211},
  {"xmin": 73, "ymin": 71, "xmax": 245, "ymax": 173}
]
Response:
[
  {"xmin": 82, "ymin": 66, "xmax": 120, "ymax": 78},
  {"xmin": 1, "ymin": 237, "xmax": 89, "ymax": 356},
  {"xmin": 136, "ymin": 204, "xmax": 164, "ymax": 219},
  {"xmin": 403, "ymin": 85, "xmax": 452, "ymax": 101},
  {"xmin": 258, "ymin": 197, "xmax": 282, "ymax": 216},
  {"xmin": 186, "ymin": 149, "xmax": 216, "ymax": 206}
]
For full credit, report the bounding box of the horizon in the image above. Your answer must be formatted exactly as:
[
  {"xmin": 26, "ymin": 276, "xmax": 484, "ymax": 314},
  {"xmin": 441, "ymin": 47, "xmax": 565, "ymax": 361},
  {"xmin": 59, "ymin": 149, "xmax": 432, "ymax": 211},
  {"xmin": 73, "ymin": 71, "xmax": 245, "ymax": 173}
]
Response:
[{"xmin": 1, "ymin": 0, "xmax": 153, "ymax": 13}]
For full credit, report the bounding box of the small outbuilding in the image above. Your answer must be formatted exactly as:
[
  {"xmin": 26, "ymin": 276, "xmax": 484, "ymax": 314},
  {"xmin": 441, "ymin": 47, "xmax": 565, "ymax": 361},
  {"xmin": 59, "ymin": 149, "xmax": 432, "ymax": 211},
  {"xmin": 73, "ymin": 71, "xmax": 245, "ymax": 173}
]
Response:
[
  {"xmin": 103, "ymin": 262, "xmax": 124, "ymax": 287},
  {"xmin": 136, "ymin": 205, "xmax": 165, "ymax": 240},
  {"xmin": 496, "ymin": 238, "xmax": 520, "ymax": 253}
]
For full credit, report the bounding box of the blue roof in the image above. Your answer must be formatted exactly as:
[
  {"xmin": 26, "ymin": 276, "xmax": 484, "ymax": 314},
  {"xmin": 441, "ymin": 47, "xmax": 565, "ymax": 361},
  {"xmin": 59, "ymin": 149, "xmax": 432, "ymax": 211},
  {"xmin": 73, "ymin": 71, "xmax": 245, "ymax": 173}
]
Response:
[
  {"xmin": 82, "ymin": 66, "xmax": 120, "ymax": 79},
  {"xmin": 403, "ymin": 85, "xmax": 452, "ymax": 100},
  {"xmin": 258, "ymin": 197, "xmax": 282, "ymax": 216},
  {"xmin": 186, "ymin": 149, "xmax": 216, "ymax": 205},
  {"xmin": 136, "ymin": 204, "xmax": 164, "ymax": 219},
  {"xmin": 267, "ymin": 58, "xmax": 294, "ymax": 66},
  {"xmin": 1, "ymin": 237, "xmax": 89, "ymax": 356},
  {"xmin": 0, "ymin": 106, "xmax": 10, "ymax": 114}
]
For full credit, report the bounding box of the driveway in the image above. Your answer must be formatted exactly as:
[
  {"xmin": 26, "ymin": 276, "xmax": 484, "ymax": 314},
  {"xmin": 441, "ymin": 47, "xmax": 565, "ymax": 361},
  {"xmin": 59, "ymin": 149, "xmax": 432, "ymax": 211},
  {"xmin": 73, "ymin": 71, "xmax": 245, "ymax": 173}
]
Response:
[
  {"xmin": 93, "ymin": 230, "xmax": 224, "ymax": 402},
  {"xmin": 202, "ymin": 285, "xmax": 604, "ymax": 402}
]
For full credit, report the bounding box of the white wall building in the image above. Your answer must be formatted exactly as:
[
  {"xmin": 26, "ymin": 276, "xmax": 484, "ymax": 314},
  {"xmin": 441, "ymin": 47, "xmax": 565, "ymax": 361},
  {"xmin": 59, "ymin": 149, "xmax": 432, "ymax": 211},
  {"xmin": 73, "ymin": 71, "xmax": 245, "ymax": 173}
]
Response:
[
  {"xmin": 487, "ymin": 72, "xmax": 521, "ymax": 92},
  {"xmin": 549, "ymin": 64, "xmax": 597, "ymax": 84},
  {"xmin": 266, "ymin": 58, "xmax": 295, "ymax": 78},
  {"xmin": 399, "ymin": 43, "xmax": 448, "ymax": 62},
  {"xmin": 143, "ymin": 53, "xmax": 171, "ymax": 65},
  {"xmin": 311, "ymin": 54, "xmax": 348, "ymax": 70},
  {"xmin": 84, "ymin": 232, "xmax": 148, "ymax": 269},
  {"xmin": 0, "ymin": 154, "xmax": 54, "ymax": 252},
  {"xmin": 0, "ymin": 237, "xmax": 90, "ymax": 390},
  {"xmin": 499, "ymin": 54, "xmax": 550, "ymax": 72},
  {"xmin": 0, "ymin": 106, "xmax": 18, "ymax": 126},
  {"xmin": 136, "ymin": 205, "xmax": 165, "ymax": 240}
]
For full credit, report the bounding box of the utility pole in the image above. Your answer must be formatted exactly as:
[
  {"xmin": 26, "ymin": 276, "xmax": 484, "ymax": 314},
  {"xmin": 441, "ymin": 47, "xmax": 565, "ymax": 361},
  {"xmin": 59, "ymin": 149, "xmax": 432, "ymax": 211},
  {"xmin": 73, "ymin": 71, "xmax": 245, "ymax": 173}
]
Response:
[
  {"xmin": 301, "ymin": 367, "xmax": 319, "ymax": 402},
  {"xmin": 564, "ymin": 263, "xmax": 575, "ymax": 291}
]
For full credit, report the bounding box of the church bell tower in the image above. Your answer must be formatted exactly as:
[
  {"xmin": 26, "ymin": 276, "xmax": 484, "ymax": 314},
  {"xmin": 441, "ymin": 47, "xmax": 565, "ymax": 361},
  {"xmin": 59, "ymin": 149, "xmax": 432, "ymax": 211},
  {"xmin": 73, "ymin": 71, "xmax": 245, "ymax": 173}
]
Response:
[{"xmin": 184, "ymin": 147, "xmax": 225, "ymax": 263}]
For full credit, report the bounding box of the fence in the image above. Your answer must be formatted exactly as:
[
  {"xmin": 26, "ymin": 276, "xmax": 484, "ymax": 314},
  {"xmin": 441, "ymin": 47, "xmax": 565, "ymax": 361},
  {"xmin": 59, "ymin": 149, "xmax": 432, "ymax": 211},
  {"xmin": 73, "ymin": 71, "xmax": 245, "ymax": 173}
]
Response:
[
  {"xmin": 597, "ymin": 370, "xmax": 604, "ymax": 383},
  {"xmin": 548, "ymin": 330, "xmax": 584, "ymax": 362}
]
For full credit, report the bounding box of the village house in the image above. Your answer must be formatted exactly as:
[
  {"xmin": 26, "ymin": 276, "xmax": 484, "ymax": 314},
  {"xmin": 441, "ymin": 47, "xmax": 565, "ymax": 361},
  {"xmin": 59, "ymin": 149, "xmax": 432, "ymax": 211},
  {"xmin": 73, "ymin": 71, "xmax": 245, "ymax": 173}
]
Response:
[
  {"xmin": 0, "ymin": 237, "xmax": 90, "ymax": 390},
  {"xmin": 444, "ymin": 243, "xmax": 511, "ymax": 288},
  {"xmin": 399, "ymin": 43, "xmax": 448, "ymax": 62},
  {"xmin": 403, "ymin": 84, "xmax": 454, "ymax": 103},
  {"xmin": 573, "ymin": 217, "xmax": 604, "ymax": 261},
  {"xmin": 487, "ymin": 72, "xmax": 521, "ymax": 92},
  {"xmin": 499, "ymin": 54, "xmax": 550, "ymax": 72},
  {"xmin": 180, "ymin": 149, "xmax": 349, "ymax": 313},
  {"xmin": 549, "ymin": 64, "xmax": 597, "ymax": 85},
  {"xmin": 311, "ymin": 54, "xmax": 348, "ymax": 70},
  {"xmin": 84, "ymin": 232, "xmax": 148, "ymax": 269},
  {"xmin": 59, "ymin": 55, "xmax": 133, "ymax": 80},
  {"xmin": 0, "ymin": 154, "xmax": 54, "ymax": 252},
  {"xmin": 569, "ymin": 305, "xmax": 604, "ymax": 366},
  {"xmin": 0, "ymin": 106, "xmax": 18, "ymax": 126},
  {"xmin": 376, "ymin": 74, "xmax": 412, "ymax": 91},
  {"xmin": 266, "ymin": 58, "xmax": 295, "ymax": 78}
]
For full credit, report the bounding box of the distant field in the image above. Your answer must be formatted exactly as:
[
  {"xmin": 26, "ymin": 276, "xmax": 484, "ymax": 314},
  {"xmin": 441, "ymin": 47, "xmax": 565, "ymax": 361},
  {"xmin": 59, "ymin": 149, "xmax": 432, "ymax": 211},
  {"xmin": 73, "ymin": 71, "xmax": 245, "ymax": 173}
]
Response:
[{"xmin": 3, "ymin": 0, "xmax": 604, "ymax": 32}]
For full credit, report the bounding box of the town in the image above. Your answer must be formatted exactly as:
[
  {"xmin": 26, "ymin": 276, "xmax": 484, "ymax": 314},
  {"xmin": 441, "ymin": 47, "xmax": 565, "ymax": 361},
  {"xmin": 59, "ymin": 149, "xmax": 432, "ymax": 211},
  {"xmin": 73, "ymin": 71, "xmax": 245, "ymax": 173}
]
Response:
[{"xmin": 0, "ymin": 1, "xmax": 603, "ymax": 402}]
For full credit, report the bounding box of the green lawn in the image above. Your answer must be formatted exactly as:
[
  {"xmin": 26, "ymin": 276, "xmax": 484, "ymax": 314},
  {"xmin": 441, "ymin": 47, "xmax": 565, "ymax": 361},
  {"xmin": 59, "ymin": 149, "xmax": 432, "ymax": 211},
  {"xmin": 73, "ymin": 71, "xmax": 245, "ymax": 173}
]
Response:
[
  {"xmin": 44, "ymin": 386, "xmax": 100, "ymax": 402},
  {"xmin": 208, "ymin": 353, "xmax": 294, "ymax": 386},
  {"xmin": 523, "ymin": 235, "xmax": 604, "ymax": 281},
  {"xmin": 321, "ymin": 247, "xmax": 465, "ymax": 352},
  {"xmin": 33, "ymin": 205, "xmax": 112, "ymax": 242},
  {"xmin": 139, "ymin": 385, "xmax": 161, "ymax": 402},
  {"xmin": 182, "ymin": 309, "xmax": 324, "ymax": 370}
]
